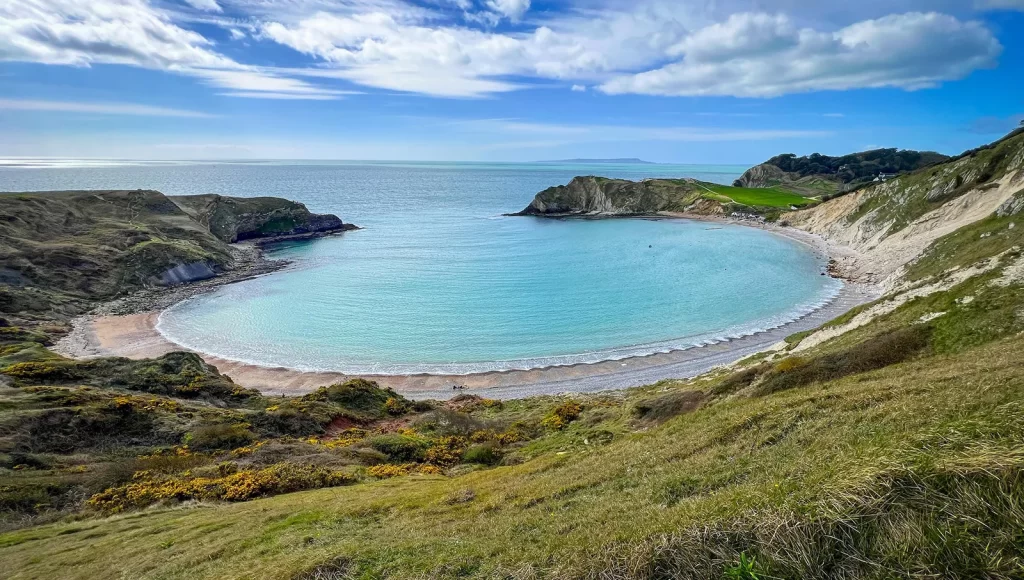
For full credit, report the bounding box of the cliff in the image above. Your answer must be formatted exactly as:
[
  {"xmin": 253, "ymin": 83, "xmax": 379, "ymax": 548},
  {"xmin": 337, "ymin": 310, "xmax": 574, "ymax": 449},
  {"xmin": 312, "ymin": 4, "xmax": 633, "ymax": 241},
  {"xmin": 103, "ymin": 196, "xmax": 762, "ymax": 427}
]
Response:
[
  {"xmin": 515, "ymin": 176, "xmax": 814, "ymax": 217},
  {"xmin": 782, "ymin": 129, "xmax": 1024, "ymax": 286},
  {"xmin": 0, "ymin": 190, "xmax": 352, "ymax": 319},
  {"xmin": 515, "ymin": 176, "xmax": 705, "ymax": 216},
  {"xmin": 171, "ymin": 194, "xmax": 354, "ymax": 243}
]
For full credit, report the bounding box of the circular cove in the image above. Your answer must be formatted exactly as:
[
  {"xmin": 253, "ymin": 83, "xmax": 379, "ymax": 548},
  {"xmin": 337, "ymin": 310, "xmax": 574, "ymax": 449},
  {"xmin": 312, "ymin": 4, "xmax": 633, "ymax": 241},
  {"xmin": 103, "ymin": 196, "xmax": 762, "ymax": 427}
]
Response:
[{"xmin": 156, "ymin": 217, "xmax": 842, "ymax": 375}]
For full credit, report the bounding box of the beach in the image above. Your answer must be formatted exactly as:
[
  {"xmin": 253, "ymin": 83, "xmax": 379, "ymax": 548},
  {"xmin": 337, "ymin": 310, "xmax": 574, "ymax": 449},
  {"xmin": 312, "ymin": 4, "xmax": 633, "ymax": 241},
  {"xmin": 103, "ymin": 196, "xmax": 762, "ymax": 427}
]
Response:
[{"xmin": 54, "ymin": 215, "xmax": 879, "ymax": 399}]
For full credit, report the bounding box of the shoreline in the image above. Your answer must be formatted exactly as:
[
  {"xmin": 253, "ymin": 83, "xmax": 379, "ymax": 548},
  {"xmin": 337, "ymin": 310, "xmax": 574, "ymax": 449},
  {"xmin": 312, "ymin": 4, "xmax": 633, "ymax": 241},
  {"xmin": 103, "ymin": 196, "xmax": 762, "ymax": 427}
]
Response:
[{"xmin": 54, "ymin": 214, "xmax": 879, "ymax": 399}]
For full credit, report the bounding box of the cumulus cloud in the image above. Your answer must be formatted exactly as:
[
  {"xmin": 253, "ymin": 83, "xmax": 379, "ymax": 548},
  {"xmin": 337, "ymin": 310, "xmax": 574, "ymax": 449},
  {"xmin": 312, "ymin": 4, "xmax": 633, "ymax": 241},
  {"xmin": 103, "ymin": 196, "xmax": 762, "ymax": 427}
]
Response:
[
  {"xmin": 600, "ymin": 12, "xmax": 1001, "ymax": 97},
  {"xmin": 485, "ymin": 0, "xmax": 530, "ymax": 20},
  {"xmin": 0, "ymin": 0, "xmax": 338, "ymax": 99},
  {"xmin": 183, "ymin": 0, "xmax": 222, "ymax": 12},
  {"xmin": 0, "ymin": 0, "xmax": 1007, "ymax": 101},
  {"xmin": 571, "ymin": 84, "xmax": 586, "ymax": 91}
]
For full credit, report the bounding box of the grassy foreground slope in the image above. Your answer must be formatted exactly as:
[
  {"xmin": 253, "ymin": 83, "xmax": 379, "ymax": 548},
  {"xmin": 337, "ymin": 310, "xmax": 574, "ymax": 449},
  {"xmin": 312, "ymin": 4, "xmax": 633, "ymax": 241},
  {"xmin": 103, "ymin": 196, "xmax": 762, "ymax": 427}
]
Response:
[{"xmin": 2, "ymin": 337, "xmax": 1022, "ymax": 578}]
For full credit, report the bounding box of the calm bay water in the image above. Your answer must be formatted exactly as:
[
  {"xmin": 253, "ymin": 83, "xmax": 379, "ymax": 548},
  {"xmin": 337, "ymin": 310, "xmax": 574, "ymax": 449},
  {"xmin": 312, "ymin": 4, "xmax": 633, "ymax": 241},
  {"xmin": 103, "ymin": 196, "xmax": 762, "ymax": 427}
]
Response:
[{"xmin": 0, "ymin": 160, "xmax": 841, "ymax": 374}]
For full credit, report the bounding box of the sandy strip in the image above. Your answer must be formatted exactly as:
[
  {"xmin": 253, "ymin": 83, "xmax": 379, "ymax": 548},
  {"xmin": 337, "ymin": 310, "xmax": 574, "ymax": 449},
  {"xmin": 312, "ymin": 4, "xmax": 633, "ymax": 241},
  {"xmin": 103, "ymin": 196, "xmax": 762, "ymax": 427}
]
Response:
[{"xmin": 54, "ymin": 216, "xmax": 879, "ymax": 400}]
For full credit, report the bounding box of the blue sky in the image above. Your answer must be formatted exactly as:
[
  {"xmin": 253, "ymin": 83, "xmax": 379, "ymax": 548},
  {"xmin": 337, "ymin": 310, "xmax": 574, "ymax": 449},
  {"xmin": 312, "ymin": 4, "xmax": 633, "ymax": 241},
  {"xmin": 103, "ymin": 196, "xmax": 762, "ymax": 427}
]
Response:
[{"xmin": 1, "ymin": 0, "xmax": 1022, "ymax": 163}]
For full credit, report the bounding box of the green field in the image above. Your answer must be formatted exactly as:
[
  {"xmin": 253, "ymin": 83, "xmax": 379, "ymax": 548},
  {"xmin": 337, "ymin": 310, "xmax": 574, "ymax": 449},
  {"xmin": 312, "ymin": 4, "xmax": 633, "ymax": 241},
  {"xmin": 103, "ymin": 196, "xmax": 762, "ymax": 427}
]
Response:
[{"xmin": 703, "ymin": 184, "xmax": 815, "ymax": 208}]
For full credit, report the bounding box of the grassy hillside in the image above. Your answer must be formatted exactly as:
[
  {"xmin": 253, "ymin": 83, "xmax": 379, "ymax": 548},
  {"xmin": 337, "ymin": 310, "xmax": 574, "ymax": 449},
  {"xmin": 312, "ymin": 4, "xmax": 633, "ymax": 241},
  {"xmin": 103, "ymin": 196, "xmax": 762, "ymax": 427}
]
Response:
[
  {"xmin": 735, "ymin": 148, "xmax": 950, "ymax": 197},
  {"xmin": 842, "ymin": 129, "xmax": 1024, "ymax": 236},
  {"xmin": 2, "ymin": 135, "xmax": 1024, "ymax": 578},
  {"xmin": 702, "ymin": 184, "xmax": 813, "ymax": 208},
  {"xmin": 0, "ymin": 190, "xmax": 349, "ymax": 322},
  {"xmin": 0, "ymin": 190, "xmax": 233, "ymax": 321}
]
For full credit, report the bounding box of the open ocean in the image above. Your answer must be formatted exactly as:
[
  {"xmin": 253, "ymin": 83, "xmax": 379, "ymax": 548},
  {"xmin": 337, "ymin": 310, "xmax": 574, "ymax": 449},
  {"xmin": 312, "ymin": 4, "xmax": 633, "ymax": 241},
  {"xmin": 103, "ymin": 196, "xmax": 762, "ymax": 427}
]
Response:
[{"xmin": 0, "ymin": 160, "xmax": 841, "ymax": 374}]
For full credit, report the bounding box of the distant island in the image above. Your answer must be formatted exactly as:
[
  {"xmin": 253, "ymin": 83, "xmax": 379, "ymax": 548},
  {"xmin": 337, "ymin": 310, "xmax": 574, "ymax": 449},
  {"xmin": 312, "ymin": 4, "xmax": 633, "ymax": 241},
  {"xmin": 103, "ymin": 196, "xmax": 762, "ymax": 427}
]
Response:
[{"xmin": 537, "ymin": 158, "xmax": 656, "ymax": 164}]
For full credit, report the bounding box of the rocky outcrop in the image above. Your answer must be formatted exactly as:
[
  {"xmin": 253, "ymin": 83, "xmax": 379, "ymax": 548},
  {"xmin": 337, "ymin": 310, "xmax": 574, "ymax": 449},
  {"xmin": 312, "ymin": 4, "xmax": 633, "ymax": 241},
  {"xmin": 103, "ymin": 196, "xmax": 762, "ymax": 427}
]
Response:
[
  {"xmin": 733, "ymin": 164, "xmax": 791, "ymax": 189},
  {"xmin": 514, "ymin": 176, "xmax": 704, "ymax": 216},
  {"xmin": 159, "ymin": 262, "xmax": 218, "ymax": 286},
  {"xmin": 171, "ymin": 194, "xmax": 353, "ymax": 243},
  {"xmin": 996, "ymin": 191, "xmax": 1024, "ymax": 217}
]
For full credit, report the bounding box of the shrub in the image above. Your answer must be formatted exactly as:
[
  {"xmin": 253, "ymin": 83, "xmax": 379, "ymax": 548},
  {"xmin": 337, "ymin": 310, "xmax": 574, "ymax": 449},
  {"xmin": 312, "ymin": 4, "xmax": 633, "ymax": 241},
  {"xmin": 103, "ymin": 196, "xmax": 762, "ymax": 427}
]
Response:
[
  {"xmin": 250, "ymin": 405, "xmax": 330, "ymax": 437},
  {"xmin": 14, "ymin": 406, "xmax": 172, "ymax": 453},
  {"xmin": 185, "ymin": 423, "xmax": 256, "ymax": 451},
  {"xmin": 365, "ymin": 433, "xmax": 430, "ymax": 462},
  {"xmin": 632, "ymin": 390, "xmax": 703, "ymax": 423},
  {"xmin": 756, "ymin": 325, "xmax": 932, "ymax": 396},
  {"xmin": 412, "ymin": 409, "xmax": 501, "ymax": 437},
  {"xmin": 463, "ymin": 442, "xmax": 502, "ymax": 465},
  {"xmin": 772, "ymin": 357, "xmax": 809, "ymax": 373},
  {"xmin": 302, "ymin": 379, "xmax": 410, "ymax": 420},
  {"xmin": 541, "ymin": 401, "xmax": 583, "ymax": 430},
  {"xmin": 712, "ymin": 365, "xmax": 768, "ymax": 396},
  {"xmin": 2, "ymin": 361, "xmax": 83, "ymax": 381},
  {"xmin": 365, "ymin": 463, "xmax": 441, "ymax": 478},
  {"xmin": 424, "ymin": 436, "xmax": 467, "ymax": 467},
  {"xmin": 86, "ymin": 462, "xmax": 355, "ymax": 513},
  {"xmin": 384, "ymin": 397, "xmax": 409, "ymax": 415}
]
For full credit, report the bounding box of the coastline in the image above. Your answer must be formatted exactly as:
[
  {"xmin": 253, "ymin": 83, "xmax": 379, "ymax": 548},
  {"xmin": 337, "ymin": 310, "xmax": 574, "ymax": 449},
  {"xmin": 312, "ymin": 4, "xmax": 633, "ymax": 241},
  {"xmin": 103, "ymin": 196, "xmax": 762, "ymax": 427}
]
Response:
[{"xmin": 54, "ymin": 213, "xmax": 879, "ymax": 399}]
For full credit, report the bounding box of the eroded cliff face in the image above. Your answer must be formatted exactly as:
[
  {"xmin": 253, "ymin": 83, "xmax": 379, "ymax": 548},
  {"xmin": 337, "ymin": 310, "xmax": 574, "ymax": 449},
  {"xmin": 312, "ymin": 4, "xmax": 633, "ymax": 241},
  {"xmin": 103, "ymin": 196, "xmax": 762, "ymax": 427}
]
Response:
[
  {"xmin": 171, "ymin": 195, "xmax": 351, "ymax": 243},
  {"xmin": 733, "ymin": 164, "xmax": 791, "ymax": 189},
  {"xmin": 783, "ymin": 131, "xmax": 1024, "ymax": 287},
  {"xmin": 515, "ymin": 176, "xmax": 707, "ymax": 216}
]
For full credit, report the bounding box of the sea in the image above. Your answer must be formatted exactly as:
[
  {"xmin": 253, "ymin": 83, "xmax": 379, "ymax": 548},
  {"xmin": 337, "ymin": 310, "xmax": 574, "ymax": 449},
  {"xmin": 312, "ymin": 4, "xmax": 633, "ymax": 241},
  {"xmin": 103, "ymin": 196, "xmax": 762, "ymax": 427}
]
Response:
[{"xmin": 0, "ymin": 160, "xmax": 842, "ymax": 374}]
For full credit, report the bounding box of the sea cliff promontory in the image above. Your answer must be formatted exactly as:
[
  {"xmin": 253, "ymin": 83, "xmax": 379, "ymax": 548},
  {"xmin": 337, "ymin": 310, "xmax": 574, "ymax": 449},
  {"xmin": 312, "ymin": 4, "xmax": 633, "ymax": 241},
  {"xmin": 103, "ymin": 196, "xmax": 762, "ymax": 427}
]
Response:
[
  {"xmin": 0, "ymin": 189, "xmax": 353, "ymax": 320},
  {"xmin": 514, "ymin": 176, "xmax": 814, "ymax": 218}
]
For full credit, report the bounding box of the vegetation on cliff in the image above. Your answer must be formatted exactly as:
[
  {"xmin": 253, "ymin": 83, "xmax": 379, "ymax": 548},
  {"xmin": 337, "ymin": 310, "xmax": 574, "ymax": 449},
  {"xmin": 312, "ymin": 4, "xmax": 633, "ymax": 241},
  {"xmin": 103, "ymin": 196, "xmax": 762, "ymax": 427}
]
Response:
[
  {"xmin": 735, "ymin": 148, "xmax": 949, "ymax": 196},
  {"xmin": 0, "ymin": 190, "xmax": 350, "ymax": 321}
]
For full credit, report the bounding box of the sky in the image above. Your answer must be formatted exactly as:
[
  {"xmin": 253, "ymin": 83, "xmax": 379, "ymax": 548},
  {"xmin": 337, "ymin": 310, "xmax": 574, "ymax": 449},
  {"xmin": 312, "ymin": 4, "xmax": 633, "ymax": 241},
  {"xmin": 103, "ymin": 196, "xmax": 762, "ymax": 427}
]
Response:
[{"xmin": 0, "ymin": 0, "xmax": 1022, "ymax": 163}]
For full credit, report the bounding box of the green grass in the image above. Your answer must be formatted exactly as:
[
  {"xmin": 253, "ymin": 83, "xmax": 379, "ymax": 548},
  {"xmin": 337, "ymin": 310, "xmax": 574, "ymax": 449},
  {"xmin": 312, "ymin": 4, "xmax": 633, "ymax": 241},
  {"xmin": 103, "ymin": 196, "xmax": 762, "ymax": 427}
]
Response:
[
  {"xmin": 704, "ymin": 185, "xmax": 815, "ymax": 208},
  {"xmin": 3, "ymin": 331, "xmax": 1024, "ymax": 578}
]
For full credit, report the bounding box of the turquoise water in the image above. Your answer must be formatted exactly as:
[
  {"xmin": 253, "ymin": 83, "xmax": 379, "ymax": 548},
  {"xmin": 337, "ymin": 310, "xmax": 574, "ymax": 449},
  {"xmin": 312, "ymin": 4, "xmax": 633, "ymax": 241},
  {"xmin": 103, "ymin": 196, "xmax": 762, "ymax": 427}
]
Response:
[{"xmin": 0, "ymin": 161, "xmax": 841, "ymax": 374}]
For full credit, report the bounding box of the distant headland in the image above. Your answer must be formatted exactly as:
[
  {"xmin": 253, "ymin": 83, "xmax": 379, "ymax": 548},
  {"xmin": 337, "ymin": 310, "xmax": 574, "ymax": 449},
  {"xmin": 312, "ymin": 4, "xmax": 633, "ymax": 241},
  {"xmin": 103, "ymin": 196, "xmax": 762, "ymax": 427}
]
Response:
[{"xmin": 537, "ymin": 158, "xmax": 656, "ymax": 164}]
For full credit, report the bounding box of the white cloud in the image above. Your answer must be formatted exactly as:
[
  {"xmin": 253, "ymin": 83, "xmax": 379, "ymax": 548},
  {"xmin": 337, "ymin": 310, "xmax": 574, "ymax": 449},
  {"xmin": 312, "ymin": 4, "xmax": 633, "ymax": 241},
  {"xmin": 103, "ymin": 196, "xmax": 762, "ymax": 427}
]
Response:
[
  {"xmin": 0, "ymin": 0, "xmax": 1007, "ymax": 102},
  {"xmin": 0, "ymin": 0, "xmax": 338, "ymax": 99},
  {"xmin": 571, "ymin": 84, "xmax": 586, "ymax": 92},
  {"xmin": 0, "ymin": 98, "xmax": 214, "ymax": 117},
  {"xmin": 485, "ymin": 0, "xmax": 530, "ymax": 20},
  {"xmin": 183, "ymin": 0, "xmax": 222, "ymax": 12},
  {"xmin": 600, "ymin": 12, "xmax": 1001, "ymax": 97},
  {"xmin": 260, "ymin": 5, "xmax": 1000, "ymax": 98}
]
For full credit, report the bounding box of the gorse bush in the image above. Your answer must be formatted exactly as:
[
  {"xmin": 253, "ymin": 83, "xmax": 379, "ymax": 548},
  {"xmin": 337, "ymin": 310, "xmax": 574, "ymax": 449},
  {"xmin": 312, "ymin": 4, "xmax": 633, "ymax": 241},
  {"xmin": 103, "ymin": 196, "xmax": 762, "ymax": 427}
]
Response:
[
  {"xmin": 423, "ymin": 436, "xmax": 467, "ymax": 467},
  {"xmin": 541, "ymin": 401, "xmax": 583, "ymax": 430},
  {"xmin": 86, "ymin": 462, "xmax": 356, "ymax": 513},
  {"xmin": 365, "ymin": 464, "xmax": 442, "ymax": 478}
]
